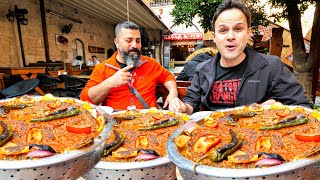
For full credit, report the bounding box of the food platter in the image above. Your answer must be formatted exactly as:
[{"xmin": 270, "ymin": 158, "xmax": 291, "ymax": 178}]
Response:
[
  {"xmin": 167, "ymin": 104, "xmax": 320, "ymax": 179},
  {"xmin": 0, "ymin": 95, "xmax": 112, "ymax": 179},
  {"xmin": 84, "ymin": 108, "xmax": 189, "ymax": 180},
  {"xmin": 98, "ymin": 106, "xmax": 114, "ymax": 114}
]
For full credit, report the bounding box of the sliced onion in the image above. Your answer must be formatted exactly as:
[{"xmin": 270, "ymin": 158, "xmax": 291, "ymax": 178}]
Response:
[
  {"xmin": 134, "ymin": 153, "xmax": 158, "ymax": 161},
  {"xmin": 26, "ymin": 150, "xmax": 54, "ymax": 159},
  {"xmin": 183, "ymin": 121, "xmax": 199, "ymax": 135},
  {"xmin": 255, "ymin": 158, "xmax": 283, "ymax": 167}
]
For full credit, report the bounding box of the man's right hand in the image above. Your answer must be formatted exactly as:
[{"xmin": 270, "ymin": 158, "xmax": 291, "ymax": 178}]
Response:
[
  {"xmin": 106, "ymin": 65, "xmax": 134, "ymax": 88},
  {"xmin": 169, "ymin": 97, "xmax": 187, "ymax": 113}
]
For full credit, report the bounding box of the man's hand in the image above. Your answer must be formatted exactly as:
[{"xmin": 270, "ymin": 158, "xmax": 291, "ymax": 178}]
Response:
[
  {"xmin": 163, "ymin": 92, "xmax": 177, "ymax": 109},
  {"xmin": 168, "ymin": 97, "xmax": 187, "ymax": 113},
  {"xmin": 106, "ymin": 65, "xmax": 134, "ymax": 88},
  {"xmin": 261, "ymin": 99, "xmax": 276, "ymax": 105}
]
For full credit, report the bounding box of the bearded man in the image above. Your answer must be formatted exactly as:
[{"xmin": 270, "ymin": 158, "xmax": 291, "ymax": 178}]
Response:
[{"xmin": 80, "ymin": 21, "xmax": 178, "ymax": 110}]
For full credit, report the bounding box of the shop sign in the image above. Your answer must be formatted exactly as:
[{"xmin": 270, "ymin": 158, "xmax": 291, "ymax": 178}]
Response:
[
  {"xmin": 88, "ymin": 46, "xmax": 105, "ymax": 54},
  {"xmin": 163, "ymin": 33, "xmax": 203, "ymax": 41}
]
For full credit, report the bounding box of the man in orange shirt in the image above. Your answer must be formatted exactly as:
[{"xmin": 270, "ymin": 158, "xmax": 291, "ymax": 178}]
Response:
[{"xmin": 80, "ymin": 21, "xmax": 178, "ymax": 110}]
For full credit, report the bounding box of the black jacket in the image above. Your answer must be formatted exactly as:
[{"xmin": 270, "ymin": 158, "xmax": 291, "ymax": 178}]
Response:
[
  {"xmin": 176, "ymin": 53, "xmax": 213, "ymax": 81},
  {"xmin": 183, "ymin": 46, "xmax": 313, "ymax": 112}
]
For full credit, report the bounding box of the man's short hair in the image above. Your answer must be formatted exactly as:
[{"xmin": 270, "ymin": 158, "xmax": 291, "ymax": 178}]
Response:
[
  {"xmin": 92, "ymin": 55, "xmax": 96, "ymax": 59},
  {"xmin": 76, "ymin": 56, "xmax": 82, "ymax": 60},
  {"xmin": 211, "ymin": 0, "xmax": 251, "ymax": 32},
  {"xmin": 115, "ymin": 21, "xmax": 140, "ymax": 37}
]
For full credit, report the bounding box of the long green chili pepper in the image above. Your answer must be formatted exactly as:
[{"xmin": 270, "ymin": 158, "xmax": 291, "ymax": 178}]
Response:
[
  {"xmin": 217, "ymin": 129, "xmax": 238, "ymax": 153},
  {"xmin": 259, "ymin": 115, "xmax": 309, "ymax": 131},
  {"xmin": 138, "ymin": 118, "xmax": 179, "ymax": 131},
  {"xmin": 193, "ymin": 129, "xmax": 242, "ymax": 175},
  {"xmin": 102, "ymin": 130, "xmax": 124, "ymax": 157},
  {"xmin": 30, "ymin": 108, "xmax": 80, "ymax": 122},
  {"xmin": 0, "ymin": 132, "xmax": 13, "ymax": 147},
  {"xmin": 228, "ymin": 112, "xmax": 256, "ymax": 125},
  {"xmin": 0, "ymin": 121, "xmax": 11, "ymax": 141},
  {"xmin": 113, "ymin": 115, "xmax": 136, "ymax": 125},
  {"xmin": 0, "ymin": 104, "xmax": 27, "ymax": 117},
  {"xmin": 0, "ymin": 121, "xmax": 13, "ymax": 147},
  {"xmin": 295, "ymin": 145, "xmax": 320, "ymax": 159}
]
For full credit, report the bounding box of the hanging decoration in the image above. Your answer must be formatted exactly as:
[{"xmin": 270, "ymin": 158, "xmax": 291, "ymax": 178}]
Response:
[{"xmin": 127, "ymin": 0, "xmax": 130, "ymax": 21}]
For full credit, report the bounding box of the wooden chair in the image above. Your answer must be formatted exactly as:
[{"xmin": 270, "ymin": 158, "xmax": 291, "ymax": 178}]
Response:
[
  {"xmin": 37, "ymin": 74, "xmax": 65, "ymax": 97},
  {"xmin": 58, "ymin": 75, "xmax": 87, "ymax": 98},
  {"xmin": 0, "ymin": 79, "xmax": 40, "ymax": 99}
]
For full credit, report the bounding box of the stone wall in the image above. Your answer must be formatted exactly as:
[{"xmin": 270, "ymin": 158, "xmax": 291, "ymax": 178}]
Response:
[{"xmin": 0, "ymin": 0, "xmax": 162, "ymax": 67}]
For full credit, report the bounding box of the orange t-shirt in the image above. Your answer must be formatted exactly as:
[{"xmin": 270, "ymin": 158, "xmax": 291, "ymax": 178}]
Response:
[{"xmin": 80, "ymin": 52, "xmax": 175, "ymax": 110}]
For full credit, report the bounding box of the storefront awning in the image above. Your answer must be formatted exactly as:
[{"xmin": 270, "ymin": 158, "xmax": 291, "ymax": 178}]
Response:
[{"xmin": 55, "ymin": 0, "xmax": 170, "ymax": 31}]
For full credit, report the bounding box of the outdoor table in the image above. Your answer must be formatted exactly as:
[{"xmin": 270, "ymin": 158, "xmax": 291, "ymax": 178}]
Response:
[
  {"xmin": 0, "ymin": 67, "xmax": 46, "ymax": 95},
  {"xmin": 29, "ymin": 62, "xmax": 64, "ymax": 71}
]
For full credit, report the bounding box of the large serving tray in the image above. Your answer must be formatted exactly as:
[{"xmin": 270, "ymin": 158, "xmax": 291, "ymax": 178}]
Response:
[
  {"xmin": 167, "ymin": 106, "xmax": 320, "ymax": 180},
  {"xmin": 0, "ymin": 96, "xmax": 113, "ymax": 180},
  {"xmin": 84, "ymin": 109, "xmax": 186, "ymax": 180}
]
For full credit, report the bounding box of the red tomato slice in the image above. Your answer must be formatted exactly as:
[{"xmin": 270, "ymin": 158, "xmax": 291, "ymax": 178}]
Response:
[
  {"xmin": 66, "ymin": 125, "xmax": 91, "ymax": 134},
  {"xmin": 295, "ymin": 133, "xmax": 320, "ymax": 142}
]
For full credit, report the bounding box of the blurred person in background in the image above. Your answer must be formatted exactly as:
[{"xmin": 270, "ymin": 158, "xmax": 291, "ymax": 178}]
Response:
[
  {"xmin": 176, "ymin": 44, "xmax": 216, "ymax": 81},
  {"xmin": 87, "ymin": 55, "xmax": 100, "ymax": 66}
]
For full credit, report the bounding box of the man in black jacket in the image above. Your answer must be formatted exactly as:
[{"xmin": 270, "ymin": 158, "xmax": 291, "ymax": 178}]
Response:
[
  {"xmin": 176, "ymin": 44, "xmax": 216, "ymax": 81},
  {"xmin": 169, "ymin": 0, "xmax": 313, "ymax": 115}
]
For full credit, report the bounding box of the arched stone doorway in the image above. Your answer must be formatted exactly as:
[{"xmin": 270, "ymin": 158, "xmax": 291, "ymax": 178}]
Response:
[{"xmin": 72, "ymin": 38, "xmax": 86, "ymax": 64}]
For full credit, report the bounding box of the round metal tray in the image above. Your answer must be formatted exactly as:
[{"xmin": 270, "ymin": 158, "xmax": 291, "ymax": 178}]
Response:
[
  {"xmin": 0, "ymin": 96, "xmax": 113, "ymax": 180},
  {"xmin": 167, "ymin": 107, "xmax": 320, "ymax": 180},
  {"xmin": 84, "ymin": 109, "xmax": 185, "ymax": 180}
]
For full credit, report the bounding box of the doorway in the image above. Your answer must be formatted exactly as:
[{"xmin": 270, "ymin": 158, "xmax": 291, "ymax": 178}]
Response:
[{"xmin": 72, "ymin": 38, "xmax": 85, "ymax": 64}]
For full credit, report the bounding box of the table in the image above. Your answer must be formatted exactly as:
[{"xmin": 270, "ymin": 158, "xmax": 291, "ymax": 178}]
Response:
[
  {"xmin": 29, "ymin": 62, "xmax": 64, "ymax": 71},
  {"xmin": 0, "ymin": 67, "xmax": 46, "ymax": 95}
]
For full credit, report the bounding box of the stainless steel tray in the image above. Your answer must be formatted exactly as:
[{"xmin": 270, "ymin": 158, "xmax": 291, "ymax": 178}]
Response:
[
  {"xmin": 167, "ymin": 106, "xmax": 320, "ymax": 179},
  {"xmin": 84, "ymin": 109, "xmax": 185, "ymax": 180},
  {"xmin": 0, "ymin": 96, "xmax": 113, "ymax": 180}
]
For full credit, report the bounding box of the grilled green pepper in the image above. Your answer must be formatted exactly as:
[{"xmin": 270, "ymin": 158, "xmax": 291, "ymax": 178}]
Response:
[
  {"xmin": 295, "ymin": 145, "xmax": 320, "ymax": 159},
  {"xmin": 193, "ymin": 129, "xmax": 242, "ymax": 174},
  {"xmin": 30, "ymin": 108, "xmax": 80, "ymax": 122},
  {"xmin": 228, "ymin": 112, "xmax": 256, "ymax": 125},
  {"xmin": 0, "ymin": 132, "xmax": 13, "ymax": 147},
  {"xmin": 102, "ymin": 130, "xmax": 124, "ymax": 157},
  {"xmin": 217, "ymin": 129, "xmax": 239, "ymax": 154},
  {"xmin": 259, "ymin": 115, "xmax": 309, "ymax": 131},
  {"xmin": 113, "ymin": 115, "xmax": 136, "ymax": 125},
  {"xmin": 0, "ymin": 121, "xmax": 13, "ymax": 146},
  {"xmin": 138, "ymin": 118, "xmax": 179, "ymax": 131},
  {"xmin": 0, "ymin": 104, "xmax": 27, "ymax": 117}
]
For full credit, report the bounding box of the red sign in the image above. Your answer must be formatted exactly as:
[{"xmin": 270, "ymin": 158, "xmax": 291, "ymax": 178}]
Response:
[{"xmin": 163, "ymin": 33, "xmax": 203, "ymax": 41}]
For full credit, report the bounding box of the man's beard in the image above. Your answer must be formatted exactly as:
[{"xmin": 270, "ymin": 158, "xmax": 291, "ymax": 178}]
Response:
[{"xmin": 120, "ymin": 48, "xmax": 142, "ymax": 67}]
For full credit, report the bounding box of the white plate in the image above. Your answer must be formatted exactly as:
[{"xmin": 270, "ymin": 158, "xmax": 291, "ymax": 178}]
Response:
[{"xmin": 98, "ymin": 106, "xmax": 114, "ymax": 114}]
